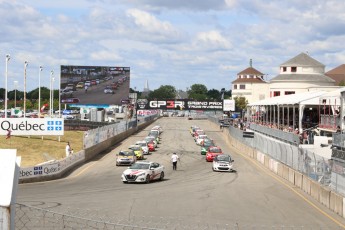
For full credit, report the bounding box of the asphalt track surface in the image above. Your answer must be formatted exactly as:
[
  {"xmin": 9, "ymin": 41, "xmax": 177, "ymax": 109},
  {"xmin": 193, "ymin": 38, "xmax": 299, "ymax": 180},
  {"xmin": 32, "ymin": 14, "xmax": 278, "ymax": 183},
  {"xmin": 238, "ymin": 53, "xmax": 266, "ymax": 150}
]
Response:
[{"xmin": 17, "ymin": 118, "xmax": 345, "ymax": 228}]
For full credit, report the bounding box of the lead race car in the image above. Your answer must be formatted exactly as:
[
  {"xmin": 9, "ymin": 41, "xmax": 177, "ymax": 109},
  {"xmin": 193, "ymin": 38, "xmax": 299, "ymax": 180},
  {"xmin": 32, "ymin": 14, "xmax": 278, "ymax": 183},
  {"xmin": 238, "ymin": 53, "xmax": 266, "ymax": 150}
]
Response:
[{"xmin": 121, "ymin": 161, "xmax": 165, "ymax": 183}]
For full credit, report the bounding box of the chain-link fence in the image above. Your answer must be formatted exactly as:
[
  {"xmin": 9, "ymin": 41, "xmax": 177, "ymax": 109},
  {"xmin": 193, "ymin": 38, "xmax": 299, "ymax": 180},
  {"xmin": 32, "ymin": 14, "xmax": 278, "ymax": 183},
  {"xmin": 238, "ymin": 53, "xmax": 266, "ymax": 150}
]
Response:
[{"xmin": 14, "ymin": 203, "xmax": 331, "ymax": 230}]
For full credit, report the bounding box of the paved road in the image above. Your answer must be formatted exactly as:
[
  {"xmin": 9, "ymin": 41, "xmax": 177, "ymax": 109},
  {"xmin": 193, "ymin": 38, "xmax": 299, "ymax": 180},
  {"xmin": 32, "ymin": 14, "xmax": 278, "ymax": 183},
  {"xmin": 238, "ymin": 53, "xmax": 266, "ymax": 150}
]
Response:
[{"xmin": 17, "ymin": 118, "xmax": 345, "ymax": 228}]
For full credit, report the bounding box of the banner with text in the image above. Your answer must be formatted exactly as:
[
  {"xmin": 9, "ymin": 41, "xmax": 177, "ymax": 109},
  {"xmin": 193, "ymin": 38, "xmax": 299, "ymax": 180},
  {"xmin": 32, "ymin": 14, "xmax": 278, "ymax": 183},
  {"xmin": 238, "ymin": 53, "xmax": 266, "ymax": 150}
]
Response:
[
  {"xmin": 0, "ymin": 118, "xmax": 64, "ymax": 136},
  {"xmin": 137, "ymin": 99, "xmax": 224, "ymax": 111}
]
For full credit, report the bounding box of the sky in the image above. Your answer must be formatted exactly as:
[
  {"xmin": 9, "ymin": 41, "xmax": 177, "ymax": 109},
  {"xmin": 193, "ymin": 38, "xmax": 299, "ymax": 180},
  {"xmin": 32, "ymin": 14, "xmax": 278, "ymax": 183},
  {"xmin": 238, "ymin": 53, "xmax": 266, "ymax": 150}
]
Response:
[{"xmin": 1, "ymin": 0, "xmax": 345, "ymax": 92}]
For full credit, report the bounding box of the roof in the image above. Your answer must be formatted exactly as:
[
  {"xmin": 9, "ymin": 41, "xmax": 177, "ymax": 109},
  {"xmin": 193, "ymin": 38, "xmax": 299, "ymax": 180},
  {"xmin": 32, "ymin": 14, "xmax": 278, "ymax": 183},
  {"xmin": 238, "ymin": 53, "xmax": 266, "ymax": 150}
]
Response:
[
  {"xmin": 237, "ymin": 67, "xmax": 264, "ymax": 75},
  {"xmin": 249, "ymin": 90, "xmax": 327, "ymax": 106},
  {"xmin": 280, "ymin": 52, "xmax": 325, "ymax": 67},
  {"xmin": 270, "ymin": 73, "xmax": 335, "ymax": 83},
  {"xmin": 232, "ymin": 78, "xmax": 268, "ymax": 83},
  {"xmin": 325, "ymin": 64, "xmax": 345, "ymax": 85}
]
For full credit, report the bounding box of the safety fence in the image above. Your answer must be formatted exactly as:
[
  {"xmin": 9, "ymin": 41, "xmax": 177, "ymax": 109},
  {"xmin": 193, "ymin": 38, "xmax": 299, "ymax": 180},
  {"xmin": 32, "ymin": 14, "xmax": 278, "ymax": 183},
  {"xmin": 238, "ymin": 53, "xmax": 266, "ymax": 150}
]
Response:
[
  {"xmin": 208, "ymin": 116, "xmax": 333, "ymax": 187},
  {"xmin": 14, "ymin": 203, "xmax": 326, "ymax": 230}
]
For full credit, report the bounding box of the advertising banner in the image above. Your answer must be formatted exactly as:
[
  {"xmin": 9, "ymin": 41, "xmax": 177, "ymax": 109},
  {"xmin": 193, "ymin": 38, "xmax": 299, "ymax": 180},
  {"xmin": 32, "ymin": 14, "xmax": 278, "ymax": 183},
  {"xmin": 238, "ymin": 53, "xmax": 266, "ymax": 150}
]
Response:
[
  {"xmin": 0, "ymin": 118, "xmax": 64, "ymax": 136},
  {"xmin": 136, "ymin": 99, "xmax": 223, "ymax": 111},
  {"xmin": 223, "ymin": 99, "xmax": 235, "ymax": 111}
]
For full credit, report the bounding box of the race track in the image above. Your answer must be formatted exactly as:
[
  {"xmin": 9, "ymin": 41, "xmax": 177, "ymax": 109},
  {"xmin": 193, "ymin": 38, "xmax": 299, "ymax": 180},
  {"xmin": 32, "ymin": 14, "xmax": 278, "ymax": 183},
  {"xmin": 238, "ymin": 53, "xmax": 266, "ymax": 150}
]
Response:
[{"xmin": 16, "ymin": 117, "xmax": 345, "ymax": 229}]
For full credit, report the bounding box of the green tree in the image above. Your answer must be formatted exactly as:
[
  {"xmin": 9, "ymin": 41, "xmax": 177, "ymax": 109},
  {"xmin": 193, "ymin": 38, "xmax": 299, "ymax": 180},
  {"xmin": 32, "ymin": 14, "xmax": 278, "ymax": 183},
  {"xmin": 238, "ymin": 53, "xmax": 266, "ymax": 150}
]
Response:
[
  {"xmin": 207, "ymin": 89, "xmax": 221, "ymax": 100},
  {"xmin": 188, "ymin": 84, "xmax": 208, "ymax": 100},
  {"xmin": 339, "ymin": 80, "xmax": 345, "ymax": 86},
  {"xmin": 148, "ymin": 85, "xmax": 176, "ymax": 99},
  {"xmin": 234, "ymin": 96, "xmax": 248, "ymax": 111}
]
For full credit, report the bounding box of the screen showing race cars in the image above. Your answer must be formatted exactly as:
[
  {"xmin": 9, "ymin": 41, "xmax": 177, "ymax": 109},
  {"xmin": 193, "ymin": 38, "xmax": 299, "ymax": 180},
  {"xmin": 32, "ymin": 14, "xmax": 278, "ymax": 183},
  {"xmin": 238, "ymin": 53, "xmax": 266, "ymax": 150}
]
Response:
[{"xmin": 60, "ymin": 65, "xmax": 130, "ymax": 106}]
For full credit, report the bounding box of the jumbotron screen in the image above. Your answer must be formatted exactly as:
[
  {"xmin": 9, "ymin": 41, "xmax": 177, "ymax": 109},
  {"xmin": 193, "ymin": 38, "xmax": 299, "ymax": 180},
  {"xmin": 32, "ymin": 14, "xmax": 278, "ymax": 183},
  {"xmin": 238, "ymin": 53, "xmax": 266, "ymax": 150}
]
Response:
[{"xmin": 60, "ymin": 65, "xmax": 130, "ymax": 106}]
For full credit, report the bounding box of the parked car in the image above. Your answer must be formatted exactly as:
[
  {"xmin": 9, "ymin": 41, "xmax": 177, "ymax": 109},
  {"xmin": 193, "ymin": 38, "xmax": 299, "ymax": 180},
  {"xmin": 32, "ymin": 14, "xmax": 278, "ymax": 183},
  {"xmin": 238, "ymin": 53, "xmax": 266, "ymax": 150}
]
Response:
[
  {"xmin": 135, "ymin": 140, "xmax": 150, "ymax": 155},
  {"xmin": 128, "ymin": 145, "xmax": 144, "ymax": 160},
  {"xmin": 76, "ymin": 82, "xmax": 84, "ymax": 88},
  {"xmin": 104, "ymin": 86, "xmax": 114, "ymax": 94},
  {"xmin": 196, "ymin": 134, "xmax": 208, "ymax": 145},
  {"xmin": 116, "ymin": 150, "xmax": 136, "ymax": 166},
  {"xmin": 60, "ymin": 89, "xmax": 73, "ymax": 98},
  {"xmin": 206, "ymin": 146, "xmax": 223, "ymax": 162},
  {"xmin": 144, "ymin": 136, "xmax": 157, "ymax": 148},
  {"xmin": 213, "ymin": 154, "xmax": 234, "ymax": 172},
  {"xmin": 121, "ymin": 161, "xmax": 165, "ymax": 183},
  {"xmin": 201, "ymin": 138, "xmax": 216, "ymax": 155}
]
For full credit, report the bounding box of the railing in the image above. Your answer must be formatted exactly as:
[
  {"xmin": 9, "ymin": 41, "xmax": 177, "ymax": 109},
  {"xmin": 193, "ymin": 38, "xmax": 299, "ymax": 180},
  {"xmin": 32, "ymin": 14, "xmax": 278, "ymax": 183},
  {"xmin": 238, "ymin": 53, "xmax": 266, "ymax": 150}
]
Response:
[{"xmin": 249, "ymin": 123, "xmax": 300, "ymax": 145}]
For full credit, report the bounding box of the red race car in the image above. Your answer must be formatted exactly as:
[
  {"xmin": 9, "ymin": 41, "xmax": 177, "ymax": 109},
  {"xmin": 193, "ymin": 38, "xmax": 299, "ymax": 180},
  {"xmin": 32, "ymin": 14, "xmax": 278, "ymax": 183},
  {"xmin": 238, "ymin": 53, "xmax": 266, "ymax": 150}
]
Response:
[
  {"xmin": 206, "ymin": 146, "xmax": 223, "ymax": 162},
  {"xmin": 146, "ymin": 140, "xmax": 155, "ymax": 152}
]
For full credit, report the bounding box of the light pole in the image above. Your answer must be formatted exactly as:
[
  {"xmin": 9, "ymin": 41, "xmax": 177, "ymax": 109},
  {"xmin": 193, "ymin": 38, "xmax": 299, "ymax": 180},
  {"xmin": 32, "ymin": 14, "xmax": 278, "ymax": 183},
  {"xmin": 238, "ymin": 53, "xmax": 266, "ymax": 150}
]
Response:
[
  {"xmin": 24, "ymin": 61, "xmax": 28, "ymax": 118},
  {"xmin": 50, "ymin": 70, "xmax": 54, "ymax": 117},
  {"xmin": 38, "ymin": 66, "xmax": 43, "ymax": 117},
  {"xmin": 5, "ymin": 54, "xmax": 10, "ymax": 118},
  {"xmin": 14, "ymin": 81, "xmax": 18, "ymax": 108}
]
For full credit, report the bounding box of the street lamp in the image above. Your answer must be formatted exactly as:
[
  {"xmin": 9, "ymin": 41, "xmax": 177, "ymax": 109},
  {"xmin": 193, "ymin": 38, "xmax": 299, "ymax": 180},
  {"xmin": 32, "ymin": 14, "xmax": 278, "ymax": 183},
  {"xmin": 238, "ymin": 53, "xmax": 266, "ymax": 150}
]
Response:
[
  {"xmin": 5, "ymin": 54, "xmax": 10, "ymax": 118},
  {"xmin": 24, "ymin": 61, "xmax": 28, "ymax": 118},
  {"xmin": 14, "ymin": 81, "xmax": 18, "ymax": 108},
  {"xmin": 38, "ymin": 66, "xmax": 43, "ymax": 117},
  {"xmin": 50, "ymin": 70, "xmax": 54, "ymax": 117}
]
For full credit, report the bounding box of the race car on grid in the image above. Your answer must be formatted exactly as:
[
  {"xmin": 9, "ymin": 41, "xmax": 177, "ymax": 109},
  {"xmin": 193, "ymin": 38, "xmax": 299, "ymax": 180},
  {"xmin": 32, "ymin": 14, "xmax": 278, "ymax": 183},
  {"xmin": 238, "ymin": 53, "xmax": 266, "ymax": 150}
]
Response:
[{"xmin": 121, "ymin": 161, "xmax": 165, "ymax": 183}]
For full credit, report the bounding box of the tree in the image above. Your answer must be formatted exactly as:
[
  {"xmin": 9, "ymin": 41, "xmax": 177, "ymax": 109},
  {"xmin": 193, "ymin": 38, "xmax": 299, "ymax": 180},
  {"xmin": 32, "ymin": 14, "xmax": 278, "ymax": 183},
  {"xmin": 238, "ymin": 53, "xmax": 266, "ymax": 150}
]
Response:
[
  {"xmin": 233, "ymin": 96, "xmax": 248, "ymax": 112},
  {"xmin": 339, "ymin": 80, "xmax": 345, "ymax": 86},
  {"xmin": 188, "ymin": 84, "xmax": 208, "ymax": 100},
  {"xmin": 207, "ymin": 89, "xmax": 221, "ymax": 100},
  {"xmin": 148, "ymin": 85, "xmax": 176, "ymax": 99}
]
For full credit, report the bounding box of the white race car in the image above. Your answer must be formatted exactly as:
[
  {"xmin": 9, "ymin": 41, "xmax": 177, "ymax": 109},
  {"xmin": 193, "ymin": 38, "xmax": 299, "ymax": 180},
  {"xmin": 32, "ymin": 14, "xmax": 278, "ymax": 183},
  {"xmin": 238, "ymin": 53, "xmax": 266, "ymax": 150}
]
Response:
[
  {"xmin": 212, "ymin": 154, "xmax": 234, "ymax": 172},
  {"xmin": 135, "ymin": 140, "xmax": 150, "ymax": 155},
  {"xmin": 122, "ymin": 161, "xmax": 165, "ymax": 183}
]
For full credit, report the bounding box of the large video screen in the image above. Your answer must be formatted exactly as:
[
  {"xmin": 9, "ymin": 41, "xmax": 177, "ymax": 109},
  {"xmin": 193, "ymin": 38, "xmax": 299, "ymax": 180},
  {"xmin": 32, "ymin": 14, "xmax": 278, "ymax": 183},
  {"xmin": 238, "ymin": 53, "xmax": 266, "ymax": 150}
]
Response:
[{"xmin": 60, "ymin": 65, "xmax": 130, "ymax": 106}]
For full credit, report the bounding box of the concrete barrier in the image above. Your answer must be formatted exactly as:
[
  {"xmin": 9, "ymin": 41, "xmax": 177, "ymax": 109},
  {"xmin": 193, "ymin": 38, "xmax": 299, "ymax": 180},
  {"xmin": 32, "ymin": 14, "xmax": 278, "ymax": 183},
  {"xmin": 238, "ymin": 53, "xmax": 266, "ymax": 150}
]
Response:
[
  {"xmin": 294, "ymin": 171, "xmax": 303, "ymax": 189},
  {"xmin": 282, "ymin": 165, "xmax": 289, "ymax": 181},
  {"xmin": 320, "ymin": 186, "xmax": 331, "ymax": 208},
  {"xmin": 19, "ymin": 118, "xmax": 158, "ymax": 183},
  {"xmin": 330, "ymin": 191, "xmax": 343, "ymax": 216},
  {"xmin": 277, "ymin": 162, "xmax": 283, "ymax": 178},
  {"xmin": 310, "ymin": 180, "xmax": 320, "ymax": 201},
  {"xmin": 264, "ymin": 155, "xmax": 270, "ymax": 168},
  {"xmin": 302, "ymin": 175, "xmax": 311, "ymax": 195},
  {"xmin": 288, "ymin": 168, "xmax": 295, "ymax": 184}
]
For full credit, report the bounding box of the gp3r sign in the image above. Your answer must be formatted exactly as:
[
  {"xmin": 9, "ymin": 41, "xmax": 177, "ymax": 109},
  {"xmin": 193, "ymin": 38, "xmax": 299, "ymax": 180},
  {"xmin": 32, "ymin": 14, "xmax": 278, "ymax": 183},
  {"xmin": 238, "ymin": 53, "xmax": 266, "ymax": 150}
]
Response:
[{"xmin": 0, "ymin": 118, "xmax": 64, "ymax": 136}]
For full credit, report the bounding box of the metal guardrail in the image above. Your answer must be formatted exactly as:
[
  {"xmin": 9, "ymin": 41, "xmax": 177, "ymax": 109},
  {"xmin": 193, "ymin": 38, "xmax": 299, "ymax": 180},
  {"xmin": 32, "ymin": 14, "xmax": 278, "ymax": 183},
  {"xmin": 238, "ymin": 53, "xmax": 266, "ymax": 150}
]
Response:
[{"xmin": 249, "ymin": 123, "xmax": 300, "ymax": 145}]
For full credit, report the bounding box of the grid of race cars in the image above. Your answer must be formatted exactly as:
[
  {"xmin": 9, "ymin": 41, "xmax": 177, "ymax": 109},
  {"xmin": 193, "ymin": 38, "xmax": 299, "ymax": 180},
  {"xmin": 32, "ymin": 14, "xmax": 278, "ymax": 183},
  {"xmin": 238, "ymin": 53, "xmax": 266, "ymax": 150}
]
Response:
[{"xmin": 118, "ymin": 124, "xmax": 234, "ymax": 184}]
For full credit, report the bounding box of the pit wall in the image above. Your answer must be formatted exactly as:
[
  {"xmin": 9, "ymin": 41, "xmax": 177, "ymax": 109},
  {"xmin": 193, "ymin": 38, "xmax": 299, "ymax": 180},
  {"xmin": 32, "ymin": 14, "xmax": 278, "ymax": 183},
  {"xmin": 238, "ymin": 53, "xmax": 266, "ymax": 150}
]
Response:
[
  {"xmin": 19, "ymin": 118, "xmax": 158, "ymax": 184},
  {"xmin": 209, "ymin": 121, "xmax": 345, "ymax": 219}
]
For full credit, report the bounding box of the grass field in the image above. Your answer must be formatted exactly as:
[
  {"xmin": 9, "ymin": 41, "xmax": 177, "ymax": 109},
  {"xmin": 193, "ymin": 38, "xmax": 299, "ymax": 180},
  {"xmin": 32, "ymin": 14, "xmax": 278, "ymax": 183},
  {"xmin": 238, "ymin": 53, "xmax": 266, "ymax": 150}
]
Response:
[{"xmin": 0, "ymin": 131, "xmax": 84, "ymax": 167}]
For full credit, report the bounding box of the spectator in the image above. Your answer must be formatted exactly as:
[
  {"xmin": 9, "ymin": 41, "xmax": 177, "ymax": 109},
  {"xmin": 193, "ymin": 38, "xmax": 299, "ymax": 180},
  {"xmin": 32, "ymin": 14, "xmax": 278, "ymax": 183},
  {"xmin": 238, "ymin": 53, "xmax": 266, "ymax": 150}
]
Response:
[{"xmin": 66, "ymin": 142, "xmax": 73, "ymax": 157}]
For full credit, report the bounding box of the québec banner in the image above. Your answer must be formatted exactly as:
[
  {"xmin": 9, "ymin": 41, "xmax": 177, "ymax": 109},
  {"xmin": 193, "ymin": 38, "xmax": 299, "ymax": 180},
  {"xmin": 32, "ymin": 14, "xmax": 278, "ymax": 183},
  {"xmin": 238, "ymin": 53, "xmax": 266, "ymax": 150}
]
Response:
[
  {"xmin": 136, "ymin": 99, "xmax": 224, "ymax": 111},
  {"xmin": 0, "ymin": 118, "xmax": 64, "ymax": 136}
]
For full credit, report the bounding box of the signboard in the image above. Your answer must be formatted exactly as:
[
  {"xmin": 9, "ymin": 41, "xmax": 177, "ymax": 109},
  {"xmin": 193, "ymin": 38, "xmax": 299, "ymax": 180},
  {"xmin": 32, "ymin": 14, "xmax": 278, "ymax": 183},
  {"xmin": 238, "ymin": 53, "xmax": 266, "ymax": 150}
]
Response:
[
  {"xmin": 243, "ymin": 131, "xmax": 255, "ymax": 138},
  {"xmin": 223, "ymin": 99, "xmax": 235, "ymax": 111},
  {"xmin": 60, "ymin": 65, "xmax": 130, "ymax": 106},
  {"xmin": 136, "ymin": 99, "xmax": 223, "ymax": 111},
  {"xmin": 0, "ymin": 118, "xmax": 64, "ymax": 136}
]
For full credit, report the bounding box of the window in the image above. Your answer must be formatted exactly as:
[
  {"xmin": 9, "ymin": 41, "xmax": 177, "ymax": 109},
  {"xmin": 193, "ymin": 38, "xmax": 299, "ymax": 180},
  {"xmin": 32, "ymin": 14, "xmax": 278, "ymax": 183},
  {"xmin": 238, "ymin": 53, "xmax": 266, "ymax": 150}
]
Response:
[
  {"xmin": 273, "ymin": 91, "xmax": 280, "ymax": 97},
  {"xmin": 282, "ymin": 67, "xmax": 287, "ymax": 72},
  {"xmin": 234, "ymin": 85, "xmax": 237, "ymax": 89},
  {"xmin": 291, "ymin": 67, "xmax": 297, "ymax": 72},
  {"xmin": 285, "ymin": 91, "xmax": 295, "ymax": 95},
  {"xmin": 240, "ymin": 84, "xmax": 245, "ymax": 89}
]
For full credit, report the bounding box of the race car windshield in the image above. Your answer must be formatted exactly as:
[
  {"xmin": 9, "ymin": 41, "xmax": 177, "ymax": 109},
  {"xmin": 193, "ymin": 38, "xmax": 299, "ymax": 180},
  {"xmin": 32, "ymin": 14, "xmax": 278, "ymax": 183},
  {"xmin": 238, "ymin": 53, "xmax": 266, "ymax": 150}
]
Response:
[
  {"xmin": 216, "ymin": 155, "xmax": 231, "ymax": 162},
  {"xmin": 119, "ymin": 151, "xmax": 131, "ymax": 156},
  {"xmin": 210, "ymin": 148, "xmax": 222, "ymax": 153},
  {"xmin": 130, "ymin": 163, "xmax": 150, "ymax": 169}
]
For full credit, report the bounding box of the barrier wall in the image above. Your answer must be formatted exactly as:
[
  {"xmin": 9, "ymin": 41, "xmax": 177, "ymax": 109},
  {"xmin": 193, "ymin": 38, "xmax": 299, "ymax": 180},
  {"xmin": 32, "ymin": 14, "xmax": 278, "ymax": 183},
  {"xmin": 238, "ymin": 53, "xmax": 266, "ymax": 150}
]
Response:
[
  {"xmin": 19, "ymin": 118, "xmax": 158, "ymax": 184},
  {"xmin": 217, "ymin": 122, "xmax": 345, "ymax": 218}
]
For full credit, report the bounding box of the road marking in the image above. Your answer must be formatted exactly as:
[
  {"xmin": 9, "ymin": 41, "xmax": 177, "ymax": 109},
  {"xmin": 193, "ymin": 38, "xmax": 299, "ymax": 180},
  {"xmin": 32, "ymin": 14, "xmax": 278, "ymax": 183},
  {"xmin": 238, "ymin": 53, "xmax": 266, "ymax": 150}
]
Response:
[{"xmin": 70, "ymin": 162, "xmax": 97, "ymax": 178}]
